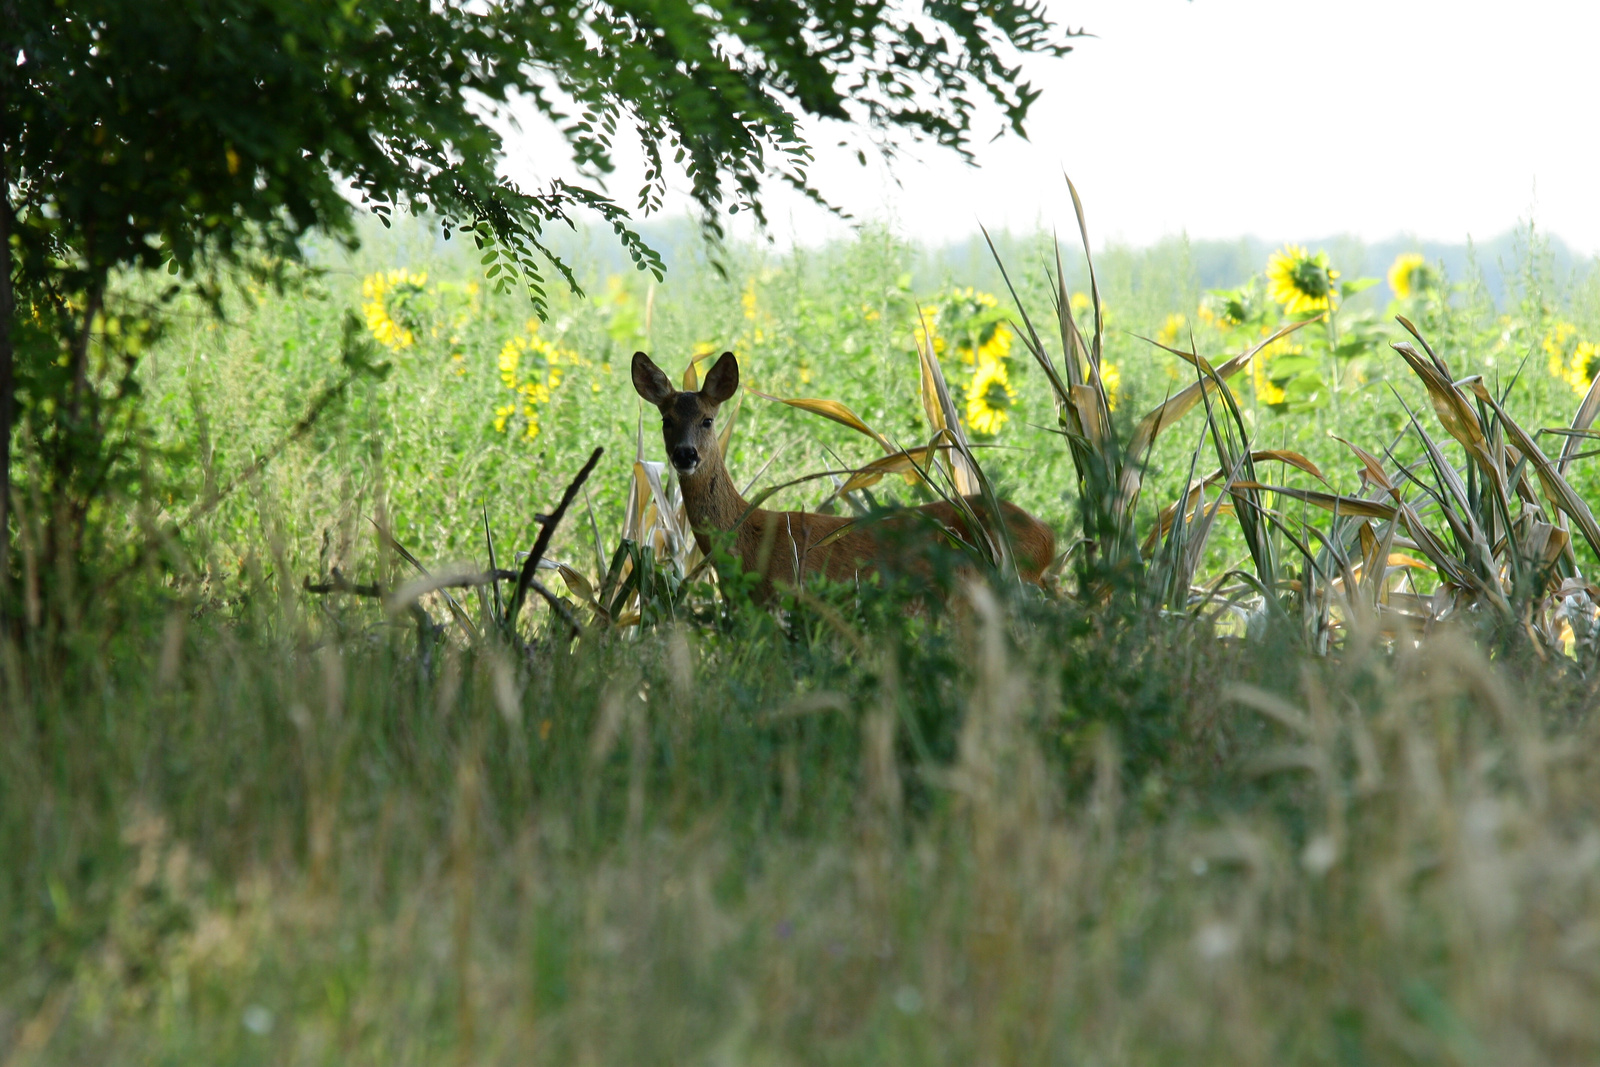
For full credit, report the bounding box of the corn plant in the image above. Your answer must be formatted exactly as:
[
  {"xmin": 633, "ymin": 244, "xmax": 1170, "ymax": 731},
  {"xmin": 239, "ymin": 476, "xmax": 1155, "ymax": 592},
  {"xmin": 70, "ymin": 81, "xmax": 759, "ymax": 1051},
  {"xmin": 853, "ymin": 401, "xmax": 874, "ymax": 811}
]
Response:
[
  {"xmin": 987, "ymin": 176, "xmax": 1320, "ymax": 608},
  {"xmin": 979, "ymin": 180, "xmax": 1600, "ymax": 662},
  {"xmin": 1272, "ymin": 316, "xmax": 1600, "ymax": 655}
]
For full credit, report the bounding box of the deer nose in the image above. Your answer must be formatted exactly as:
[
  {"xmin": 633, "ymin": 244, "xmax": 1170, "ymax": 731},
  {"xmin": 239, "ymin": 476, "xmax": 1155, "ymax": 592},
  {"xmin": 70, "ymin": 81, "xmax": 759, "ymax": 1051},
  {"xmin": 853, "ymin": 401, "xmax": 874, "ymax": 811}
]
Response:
[{"xmin": 671, "ymin": 445, "xmax": 699, "ymax": 470}]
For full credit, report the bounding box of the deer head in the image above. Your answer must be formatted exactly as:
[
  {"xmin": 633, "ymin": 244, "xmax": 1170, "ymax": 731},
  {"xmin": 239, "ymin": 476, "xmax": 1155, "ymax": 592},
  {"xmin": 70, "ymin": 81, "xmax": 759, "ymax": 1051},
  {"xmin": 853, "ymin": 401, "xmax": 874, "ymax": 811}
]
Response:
[{"xmin": 631, "ymin": 350, "xmax": 739, "ymax": 478}]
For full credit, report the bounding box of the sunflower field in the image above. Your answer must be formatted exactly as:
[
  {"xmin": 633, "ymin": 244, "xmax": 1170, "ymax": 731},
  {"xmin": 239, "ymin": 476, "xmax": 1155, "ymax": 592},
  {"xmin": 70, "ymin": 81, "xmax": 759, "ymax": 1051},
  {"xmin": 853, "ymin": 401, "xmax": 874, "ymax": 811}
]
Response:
[
  {"xmin": 9, "ymin": 208, "xmax": 1600, "ymax": 1064},
  {"xmin": 99, "ymin": 214, "xmax": 1600, "ymax": 609}
]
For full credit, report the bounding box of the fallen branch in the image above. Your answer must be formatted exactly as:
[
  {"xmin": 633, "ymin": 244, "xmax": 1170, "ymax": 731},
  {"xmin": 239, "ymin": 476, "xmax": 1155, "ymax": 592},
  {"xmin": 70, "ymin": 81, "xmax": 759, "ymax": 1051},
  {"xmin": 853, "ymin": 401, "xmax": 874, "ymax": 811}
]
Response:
[
  {"xmin": 507, "ymin": 446, "xmax": 604, "ymax": 631},
  {"xmin": 303, "ymin": 570, "xmax": 439, "ymax": 642},
  {"xmin": 302, "ymin": 570, "xmax": 384, "ymax": 597},
  {"xmin": 529, "ymin": 577, "xmax": 584, "ymax": 639},
  {"xmin": 371, "ymin": 520, "xmax": 481, "ymax": 643}
]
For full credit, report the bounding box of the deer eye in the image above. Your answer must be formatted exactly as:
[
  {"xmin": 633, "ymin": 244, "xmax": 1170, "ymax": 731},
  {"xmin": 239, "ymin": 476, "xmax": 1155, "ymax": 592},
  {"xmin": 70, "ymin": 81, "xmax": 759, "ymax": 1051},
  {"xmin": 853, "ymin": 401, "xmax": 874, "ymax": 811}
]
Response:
[{"xmin": 702, "ymin": 418, "xmax": 713, "ymax": 429}]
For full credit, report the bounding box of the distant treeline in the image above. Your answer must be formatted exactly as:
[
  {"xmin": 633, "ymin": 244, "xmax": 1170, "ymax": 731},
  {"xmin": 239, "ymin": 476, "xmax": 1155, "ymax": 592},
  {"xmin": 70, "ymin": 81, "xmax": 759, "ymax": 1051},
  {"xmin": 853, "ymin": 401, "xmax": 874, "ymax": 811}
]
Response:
[
  {"xmin": 925, "ymin": 228, "xmax": 1590, "ymax": 308},
  {"xmin": 331, "ymin": 213, "xmax": 1592, "ymax": 310}
]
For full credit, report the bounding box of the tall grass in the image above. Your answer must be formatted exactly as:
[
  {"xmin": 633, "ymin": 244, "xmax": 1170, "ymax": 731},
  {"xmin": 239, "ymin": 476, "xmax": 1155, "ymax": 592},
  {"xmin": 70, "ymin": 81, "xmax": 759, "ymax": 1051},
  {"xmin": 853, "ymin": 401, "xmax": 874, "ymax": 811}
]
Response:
[
  {"xmin": 6, "ymin": 215, "xmax": 1600, "ymax": 1062},
  {"xmin": 4, "ymin": 585, "xmax": 1599, "ymax": 1062}
]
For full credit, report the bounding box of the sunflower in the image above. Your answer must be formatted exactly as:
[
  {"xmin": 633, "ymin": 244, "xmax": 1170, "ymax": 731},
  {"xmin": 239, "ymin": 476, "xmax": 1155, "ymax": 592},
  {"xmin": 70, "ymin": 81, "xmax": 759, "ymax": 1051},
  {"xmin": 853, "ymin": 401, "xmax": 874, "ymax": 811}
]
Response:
[
  {"xmin": 1069, "ymin": 291, "xmax": 1109, "ymax": 325},
  {"xmin": 361, "ymin": 268, "xmax": 428, "ymax": 350},
  {"xmin": 1156, "ymin": 313, "xmax": 1187, "ymax": 347},
  {"xmin": 933, "ymin": 288, "xmax": 1009, "ymax": 366},
  {"xmin": 1252, "ymin": 337, "xmax": 1302, "ymax": 407},
  {"xmin": 739, "ymin": 277, "xmax": 776, "ymax": 346},
  {"xmin": 496, "ymin": 320, "xmax": 576, "ymax": 441},
  {"xmin": 1201, "ymin": 285, "xmax": 1256, "ymax": 330},
  {"xmin": 1253, "ymin": 366, "xmax": 1286, "ymax": 407},
  {"xmin": 1573, "ymin": 342, "xmax": 1600, "ymax": 394},
  {"xmin": 1545, "ymin": 321, "xmax": 1598, "ymax": 394},
  {"xmin": 741, "ymin": 278, "xmax": 760, "ymax": 321},
  {"xmin": 913, "ymin": 312, "xmax": 945, "ymax": 358},
  {"xmin": 1266, "ymin": 246, "xmax": 1339, "ymax": 317},
  {"xmin": 976, "ymin": 321, "xmax": 1013, "ymax": 365},
  {"xmin": 1387, "ymin": 253, "xmax": 1434, "ymax": 300},
  {"xmin": 1099, "ymin": 360, "xmax": 1121, "ymax": 411},
  {"xmin": 965, "ymin": 356, "xmax": 1015, "ymax": 436},
  {"xmin": 1544, "ymin": 321, "xmax": 1578, "ymax": 365}
]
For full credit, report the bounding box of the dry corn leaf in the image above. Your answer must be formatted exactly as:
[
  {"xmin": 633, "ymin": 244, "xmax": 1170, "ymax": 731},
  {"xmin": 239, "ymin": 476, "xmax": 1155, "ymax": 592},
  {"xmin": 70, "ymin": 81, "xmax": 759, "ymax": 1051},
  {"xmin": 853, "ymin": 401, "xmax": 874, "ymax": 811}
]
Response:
[
  {"xmin": 1070, "ymin": 383, "xmax": 1109, "ymax": 449},
  {"xmin": 1467, "ymin": 377, "xmax": 1600, "ymax": 557},
  {"xmin": 1392, "ymin": 341, "xmax": 1500, "ymax": 481},
  {"xmin": 385, "ymin": 565, "xmax": 489, "ymax": 615},
  {"xmin": 1333, "ymin": 435, "xmax": 1396, "ymax": 491},
  {"xmin": 913, "ymin": 328, "xmax": 982, "ymax": 496},
  {"xmin": 1128, "ymin": 317, "xmax": 1319, "ymax": 464},
  {"xmin": 1404, "ymin": 411, "xmax": 1500, "ymax": 564},
  {"xmin": 556, "ymin": 561, "xmax": 595, "ymax": 601},
  {"xmin": 838, "ymin": 444, "xmax": 951, "ymax": 494},
  {"xmin": 747, "ymin": 389, "xmax": 894, "ymax": 453},
  {"xmin": 1250, "ymin": 449, "xmax": 1329, "ymax": 486},
  {"xmin": 633, "ymin": 461, "xmax": 685, "ymax": 550},
  {"xmin": 1063, "ymin": 171, "xmax": 1106, "ymax": 370},
  {"xmin": 1231, "ymin": 483, "xmax": 1397, "ymax": 520},
  {"xmin": 917, "ymin": 337, "xmax": 948, "ymax": 433},
  {"xmin": 681, "ymin": 349, "xmax": 722, "ymax": 392},
  {"xmin": 1560, "ymin": 372, "xmax": 1600, "ymax": 474},
  {"xmin": 1523, "ymin": 521, "xmax": 1570, "ymax": 566},
  {"xmin": 1329, "ymin": 438, "xmax": 1480, "ymax": 592},
  {"xmin": 1145, "ymin": 481, "xmax": 1209, "ymax": 553},
  {"xmin": 555, "ymin": 563, "xmax": 611, "ymax": 623}
]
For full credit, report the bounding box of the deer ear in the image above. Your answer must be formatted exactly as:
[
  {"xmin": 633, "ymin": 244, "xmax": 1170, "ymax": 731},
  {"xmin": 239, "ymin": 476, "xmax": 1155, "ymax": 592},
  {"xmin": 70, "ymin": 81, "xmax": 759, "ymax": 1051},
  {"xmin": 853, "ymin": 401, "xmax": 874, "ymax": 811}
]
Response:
[
  {"xmin": 632, "ymin": 351, "xmax": 674, "ymax": 407},
  {"xmin": 701, "ymin": 352, "xmax": 740, "ymax": 405}
]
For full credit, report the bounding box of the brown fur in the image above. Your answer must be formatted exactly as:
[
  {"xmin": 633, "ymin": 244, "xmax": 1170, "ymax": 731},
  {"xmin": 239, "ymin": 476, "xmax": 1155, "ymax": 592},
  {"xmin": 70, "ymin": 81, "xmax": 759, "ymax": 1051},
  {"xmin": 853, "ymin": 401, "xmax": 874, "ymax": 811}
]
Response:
[{"xmin": 632, "ymin": 351, "xmax": 1056, "ymax": 598}]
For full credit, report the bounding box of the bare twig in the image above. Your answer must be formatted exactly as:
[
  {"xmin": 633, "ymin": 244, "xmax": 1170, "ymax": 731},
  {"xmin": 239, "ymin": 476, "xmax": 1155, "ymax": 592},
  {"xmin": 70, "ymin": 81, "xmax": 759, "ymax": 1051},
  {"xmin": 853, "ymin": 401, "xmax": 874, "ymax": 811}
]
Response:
[
  {"xmin": 483, "ymin": 503, "xmax": 504, "ymax": 619},
  {"xmin": 302, "ymin": 572, "xmax": 384, "ymax": 597},
  {"xmin": 507, "ymin": 446, "xmax": 604, "ymax": 631},
  {"xmin": 303, "ymin": 568, "xmax": 521, "ymax": 599},
  {"xmin": 0, "ymin": 158, "xmax": 14, "ymax": 610},
  {"xmin": 371, "ymin": 521, "xmax": 481, "ymax": 642},
  {"xmin": 530, "ymin": 577, "xmax": 584, "ymax": 638}
]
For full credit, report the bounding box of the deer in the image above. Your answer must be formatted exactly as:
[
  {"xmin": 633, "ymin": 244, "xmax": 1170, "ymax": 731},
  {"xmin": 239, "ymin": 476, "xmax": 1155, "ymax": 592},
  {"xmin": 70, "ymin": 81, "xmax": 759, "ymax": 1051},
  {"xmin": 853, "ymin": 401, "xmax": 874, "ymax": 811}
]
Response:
[{"xmin": 631, "ymin": 350, "xmax": 1056, "ymax": 600}]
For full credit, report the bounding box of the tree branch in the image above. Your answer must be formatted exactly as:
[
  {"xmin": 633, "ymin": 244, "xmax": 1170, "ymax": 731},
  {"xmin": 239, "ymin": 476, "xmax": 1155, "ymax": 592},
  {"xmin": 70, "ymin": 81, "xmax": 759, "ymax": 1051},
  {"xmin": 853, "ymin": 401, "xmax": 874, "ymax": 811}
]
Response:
[{"xmin": 507, "ymin": 446, "xmax": 603, "ymax": 630}]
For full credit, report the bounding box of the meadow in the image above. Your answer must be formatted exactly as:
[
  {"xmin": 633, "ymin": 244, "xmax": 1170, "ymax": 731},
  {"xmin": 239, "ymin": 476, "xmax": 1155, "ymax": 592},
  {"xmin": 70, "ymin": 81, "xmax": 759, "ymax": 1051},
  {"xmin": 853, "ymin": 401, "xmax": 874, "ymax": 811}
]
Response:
[{"xmin": 5, "ymin": 209, "xmax": 1600, "ymax": 1064}]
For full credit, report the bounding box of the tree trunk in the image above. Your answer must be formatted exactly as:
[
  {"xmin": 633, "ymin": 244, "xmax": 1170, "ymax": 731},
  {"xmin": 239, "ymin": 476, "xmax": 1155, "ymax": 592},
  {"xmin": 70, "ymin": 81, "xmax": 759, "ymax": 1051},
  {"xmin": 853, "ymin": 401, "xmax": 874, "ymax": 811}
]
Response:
[
  {"xmin": 0, "ymin": 170, "xmax": 15, "ymax": 613},
  {"xmin": 1, "ymin": 2, "xmax": 20, "ymax": 620}
]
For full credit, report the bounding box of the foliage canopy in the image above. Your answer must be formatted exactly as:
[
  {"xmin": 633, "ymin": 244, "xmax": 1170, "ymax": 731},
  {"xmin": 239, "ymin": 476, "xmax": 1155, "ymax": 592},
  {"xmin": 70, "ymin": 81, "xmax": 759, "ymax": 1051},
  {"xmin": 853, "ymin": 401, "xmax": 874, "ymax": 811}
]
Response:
[
  {"xmin": 0, "ymin": 0, "xmax": 1076, "ymax": 606},
  {"xmin": 5, "ymin": 0, "xmax": 1075, "ymax": 305}
]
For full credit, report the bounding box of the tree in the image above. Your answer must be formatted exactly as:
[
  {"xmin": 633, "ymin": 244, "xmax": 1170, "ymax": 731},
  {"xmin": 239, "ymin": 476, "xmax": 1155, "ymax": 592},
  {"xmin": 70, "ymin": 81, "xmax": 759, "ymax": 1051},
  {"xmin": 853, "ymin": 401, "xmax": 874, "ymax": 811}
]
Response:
[{"xmin": 0, "ymin": 0, "xmax": 1077, "ymax": 605}]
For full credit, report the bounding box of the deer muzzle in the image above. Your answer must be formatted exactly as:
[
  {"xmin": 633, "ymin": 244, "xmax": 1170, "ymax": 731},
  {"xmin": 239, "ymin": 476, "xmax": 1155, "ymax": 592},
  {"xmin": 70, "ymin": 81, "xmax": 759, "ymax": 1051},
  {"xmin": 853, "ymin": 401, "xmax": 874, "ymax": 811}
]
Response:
[{"xmin": 670, "ymin": 445, "xmax": 700, "ymax": 473}]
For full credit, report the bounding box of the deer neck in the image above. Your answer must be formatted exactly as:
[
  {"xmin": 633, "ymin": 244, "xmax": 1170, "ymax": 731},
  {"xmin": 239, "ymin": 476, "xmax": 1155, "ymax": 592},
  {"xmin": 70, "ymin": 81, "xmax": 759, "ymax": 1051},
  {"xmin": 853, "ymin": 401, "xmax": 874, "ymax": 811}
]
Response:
[{"xmin": 676, "ymin": 450, "xmax": 753, "ymax": 534}]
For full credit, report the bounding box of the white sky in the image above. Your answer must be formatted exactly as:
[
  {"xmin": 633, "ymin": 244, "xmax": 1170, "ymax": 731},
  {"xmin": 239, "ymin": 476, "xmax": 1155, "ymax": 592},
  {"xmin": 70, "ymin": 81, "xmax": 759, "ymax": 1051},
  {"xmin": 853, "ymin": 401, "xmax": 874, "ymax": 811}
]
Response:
[{"xmin": 501, "ymin": 0, "xmax": 1600, "ymax": 252}]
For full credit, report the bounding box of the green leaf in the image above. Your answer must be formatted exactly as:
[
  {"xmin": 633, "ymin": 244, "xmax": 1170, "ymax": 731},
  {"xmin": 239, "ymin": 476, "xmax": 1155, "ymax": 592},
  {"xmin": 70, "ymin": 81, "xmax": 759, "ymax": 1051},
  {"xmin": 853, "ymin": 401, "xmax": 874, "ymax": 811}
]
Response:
[{"xmin": 1267, "ymin": 354, "xmax": 1320, "ymax": 380}]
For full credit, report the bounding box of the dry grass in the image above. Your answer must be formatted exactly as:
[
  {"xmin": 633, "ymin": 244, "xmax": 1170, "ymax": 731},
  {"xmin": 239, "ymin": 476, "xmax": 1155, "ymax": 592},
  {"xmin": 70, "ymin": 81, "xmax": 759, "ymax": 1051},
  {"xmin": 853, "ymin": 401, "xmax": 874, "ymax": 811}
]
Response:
[{"xmin": 4, "ymin": 586, "xmax": 1599, "ymax": 1065}]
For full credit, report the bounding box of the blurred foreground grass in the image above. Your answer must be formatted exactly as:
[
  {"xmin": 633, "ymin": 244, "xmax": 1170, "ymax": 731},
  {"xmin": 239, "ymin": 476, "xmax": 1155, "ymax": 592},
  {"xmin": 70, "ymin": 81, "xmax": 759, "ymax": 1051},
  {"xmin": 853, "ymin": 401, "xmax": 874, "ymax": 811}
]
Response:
[{"xmin": 5, "ymin": 587, "xmax": 1600, "ymax": 1063}]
